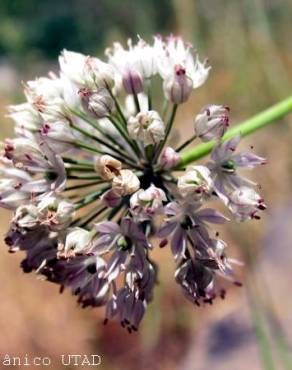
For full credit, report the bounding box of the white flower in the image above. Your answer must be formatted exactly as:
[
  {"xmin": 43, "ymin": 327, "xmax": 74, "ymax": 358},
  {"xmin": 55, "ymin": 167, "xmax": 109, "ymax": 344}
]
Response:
[
  {"xmin": 227, "ymin": 186, "xmax": 266, "ymax": 222},
  {"xmin": 124, "ymin": 93, "xmax": 148, "ymax": 118},
  {"xmin": 177, "ymin": 165, "xmax": 213, "ymax": 199},
  {"xmin": 8, "ymin": 103, "xmax": 42, "ymax": 138},
  {"xmin": 158, "ymin": 147, "xmax": 180, "ymax": 169},
  {"xmin": 4, "ymin": 138, "xmax": 45, "ymax": 167},
  {"xmin": 79, "ymin": 87, "xmax": 114, "ymax": 118},
  {"xmin": 13, "ymin": 204, "xmax": 38, "ymax": 229},
  {"xmin": 106, "ymin": 38, "xmax": 157, "ymax": 94},
  {"xmin": 40, "ymin": 121, "xmax": 76, "ymax": 154},
  {"xmin": 62, "ymin": 228, "xmax": 93, "ymax": 257},
  {"xmin": 59, "ymin": 50, "xmax": 115, "ymax": 89},
  {"xmin": 101, "ymin": 188, "xmax": 122, "ymax": 208},
  {"xmin": 130, "ymin": 184, "xmax": 166, "ymax": 221},
  {"xmin": 0, "ymin": 191, "xmax": 31, "ymax": 210},
  {"xmin": 37, "ymin": 195, "xmax": 75, "ymax": 230},
  {"xmin": 156, "ymin": 36, "xmax": 210, "ymax": 103},
  {"xmin": 94, "ymin": 155, "xmax": 122, "ymax": 181},
  {"xmin": 0, "ymin": 167, "xmax": 32, "ymax": 209},
  {"xmin": 112, "ymin": 169, "xmax": 140, "ymax": 195},
  {"xmin": 195, "ymin": 105, "xmax": 230, "ymax": 142},
  {"xmin": 24, "ymin": 76, "xmax": 66, "ymax": 121},
  {"xmin": 127, "ymin": 110, "xmax": 165, "ymax": 146}
]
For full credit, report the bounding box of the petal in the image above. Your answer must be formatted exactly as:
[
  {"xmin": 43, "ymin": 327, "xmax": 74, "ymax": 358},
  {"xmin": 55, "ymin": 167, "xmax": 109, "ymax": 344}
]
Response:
[
  {"xmin": 95, "ymin": 221, "xmax": 121, "ymax": 235},
  {"xmin": 165, "ymin": 201, "xmax": 181, "ymax": 216},
  {"xmin": 196, "ymin": 208, "xmax": 229, "ymax": 224},
  {"xmin": 222, "ymin": 136, "xmax": 241, "ymax": 155},
  {"xmin": 92, "ymin": 235, "xmax": 115, "ymax": 254},
  {"xmin": 171, "ymin": 227, "xmax": 186, "ymax": 260},
  {"xmin": 157, "ymin": 220, "xmax": 177, "ymax": 238},
  {"xmin": 232, "ymin": 153, "xmax": 266, "ymax": 168},
  {"xmin": 131, "ymin": 300, "xmax": 145, "ymax": 329},
  {"xmin": 106, "ymin": 250, "xmax": 127, "ymax": 282}
]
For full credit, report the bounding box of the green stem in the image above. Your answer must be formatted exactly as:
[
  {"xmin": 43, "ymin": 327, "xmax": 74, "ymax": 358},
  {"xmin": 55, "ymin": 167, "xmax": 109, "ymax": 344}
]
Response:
[
  {"xmin": 178, "ymin": 95, "xmax": 292, "ymax": 168},
  {"xmin": 66, "ymin": 166, "xmax": 95, "ymax": 172},
  {"xmin": 106, "ymin": 86, "xmax": 128, "ymax": 127},
  {"xmin": 107, "ymin": 115, "xmax": 141, "ymax": 157},
  {"xmin": 67, "ymin": 174, "xmax": 103, "ymax": 180},
  {"xmin": 69, "ymin": 107, "xmax": 101, "ymax": 132},
  {"xmin": 62, "ymin": 157, "xmax": 94, "ymax": 167},
  {"xmin": 246, "ymin": 283, "xmax": 276, "ymax": 370},
  {"xmin": 133, "ymin": 91, "xmax": 141, "ymax": 113},
  {"xmin": 70, "ymin": 122, "xmax": 135, "ymax": 164},
  {"xmin": 147, "ymin": 80, "xmax": 152, "ymax": 111},
  {"xmin": 74, "ymin": 187, "xmax": 109, "ymax": 210},
  {"xmin": 154, "ymin": 104, "xmax": 178, "ymax": 161},
  {"xmin": 74, "ymin": 141, "xmax": 140, "ymax": 169},
  {"xmin": 176, "ymin": 134, "xmax": 197, "ymax": 152},
  {"xmin": 64, "ymin": 180, "xmax": 105, "ymax": 191}
]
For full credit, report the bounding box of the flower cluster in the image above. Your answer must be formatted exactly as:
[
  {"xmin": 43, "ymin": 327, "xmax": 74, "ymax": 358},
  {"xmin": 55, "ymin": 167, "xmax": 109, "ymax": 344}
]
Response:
[{"xmin": 1, "ymin": 35, "xmax": 266, "ymax": 332}]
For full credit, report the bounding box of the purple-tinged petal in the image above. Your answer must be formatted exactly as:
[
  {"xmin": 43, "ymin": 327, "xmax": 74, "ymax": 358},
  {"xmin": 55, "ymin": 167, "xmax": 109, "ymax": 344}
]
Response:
[
  {"xmin": 171, "ymin": 227, "xmax": 187, "ymax": 260},
  {"xmin": 92, "ymin": 234, "xmax": 115, "ymax": 254},
  {"xmin": 120, "ymin": 217, "xmax": 132, "ymax": 236},
  {"xmin": 213, "ymin": 178, "xmax": 229, "ymax": 204},
  {"xmin": 106, "ymin": 250, "xmax": 127, "ymax": 282},
  {"xmin": 222, "ymin": 136, "xmax": 241, "ymax": 155},
  {"xmin": 95, "ymin": 221, "xmax": 121, "ymax": 235},
  {"xmin": 131, "ymin": 244, "xmax": 146, "ymax": 275},
  {"xmin": 232, "ymin": 153, "xmax": 267, "ymax": 168},
  {"xmin": 195, "ymin": 208, "xmax": 229, "ymax": 224},
  {"xmin": 164, "ymin": 201, "xmax": 181, "ymax": 216},
  {"xmin": 157, "ymin": 220, "xmax": 177, "ymax": 238},
  {"xmin": 21, "ymin": 179, "xmax": 51, "ymax": 193},
  {"xmin": 131, "ymin": 300, "xmax": 145, "ymax": 329}
]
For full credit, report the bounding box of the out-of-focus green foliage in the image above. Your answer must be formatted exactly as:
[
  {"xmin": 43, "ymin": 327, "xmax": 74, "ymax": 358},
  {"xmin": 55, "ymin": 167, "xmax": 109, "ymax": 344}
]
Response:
[{"xmin": 0, "ymin": 0, "xmax": 174, "ymax": 60}]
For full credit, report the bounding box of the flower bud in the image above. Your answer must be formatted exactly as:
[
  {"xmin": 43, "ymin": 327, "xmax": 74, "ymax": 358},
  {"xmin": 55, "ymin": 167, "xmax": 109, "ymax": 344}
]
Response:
[
  {"xmin": 40, "ymin": 121, "xmax": 76, "ymax": 153},
  {"xmin": 94, "ymin": 155, "xmax": 122, "ymax": 181},
  {"xmin": 123, "ymin": 70, "xmax": 144, "ymax": 95},
  {"xmin": 3, "ymin": 138, "xmax": 45, "ymax": 168},
  {"xmin": 8, "ymin": 103, "xmax": 41, "ymax": 137},
  {"xmin": 178, "ymin": 165, "xmax": 213, "ymax": 199},
  {"xmin": 37, "ymin": 195, "xmax": 75, "ymax": 231},
  {"xmin": 79, "ymin": 87, "xmax": 114, "ymax": 119},
  {"xmin": 112, "ymin": 169, "xmax": 140, "ymax": 195},
  {"xmin": 227, "ymin": 186, "xmax": 266, "ymax": 222},
  {"xmin": 195, "ymin": 105, "xmax": 230, "ymax": 142},
  {"xmin": 163, "ymin": 65, "xmax": 193, "ymax": 104},
  {"xmin": 59, "ymin": 50, "xmax": 115, "ymax": 89},
  {"xmin": 101, "ymin": 188, "xmax": 121, "ymax": 207},
  {"xmin": 158, "ymin": 147, "xmax": 180, "ymax": 170},
  {"xmin": 127, "ymin": 110, "xmax": 165, "ymax": 146},
  {"xmin": 130, "ymin": 184, "xmax": 166, "ymax": 221},
  {"xmin": 61, "ymin": 228, "xmax": 93, "ymax": 257},
  {"xmin": 13, "ymin": 204, "xmax": 38, "ymax": 229}
]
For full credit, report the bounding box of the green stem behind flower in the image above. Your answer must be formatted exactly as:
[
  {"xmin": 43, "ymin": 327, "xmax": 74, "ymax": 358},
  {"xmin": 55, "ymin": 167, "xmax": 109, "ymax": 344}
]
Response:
[
  {"xmin": 154, "ymin": 104, "xmax": 178, "ymax": 161},
  {"xmin": 178, "ymin": 95, "xmax": 292, "ymax": 168}
]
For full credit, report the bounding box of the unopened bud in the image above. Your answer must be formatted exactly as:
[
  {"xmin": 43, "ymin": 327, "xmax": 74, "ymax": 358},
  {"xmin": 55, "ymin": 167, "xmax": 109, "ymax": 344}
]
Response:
[
  {"xmin": 127, "ymin": 110, "xmax": 165, "ymax": 146},
  {"xmin": 195, "ymin": 105, "xmax": 230, "ymax": 142},
  {"xmin": 79, "ymin": 88, "xmax": 114, "ymax": 118},
  {"xmin": 163, "ymin": 65, "xmax": 193, "ymax": 104},
  {"xmin": 178, "ymin": 165, "xmax": 213, "ymax": 199},
  {"xmin": 95, "ymin": 155, "xmax": 122, "ymax": 181},
  {"xmin": 112, "ymin": 169, "xmax": 140, "ymax": 195},
  {"xmin": 158, "ymin": 147, "xmax": 180, "ymax": 169}
]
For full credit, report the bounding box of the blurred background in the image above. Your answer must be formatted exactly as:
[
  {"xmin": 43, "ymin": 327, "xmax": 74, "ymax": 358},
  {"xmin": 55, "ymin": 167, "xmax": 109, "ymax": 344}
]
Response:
[{"xmin": 0, "ymin": 0, "xmax": 291, "ymax": 369}]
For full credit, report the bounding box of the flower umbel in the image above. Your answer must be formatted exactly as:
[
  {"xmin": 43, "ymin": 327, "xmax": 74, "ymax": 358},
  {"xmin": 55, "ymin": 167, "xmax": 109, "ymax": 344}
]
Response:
[{"xmin": 1, "ymin": 34, "xmax": 267, "ymax": 332}]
